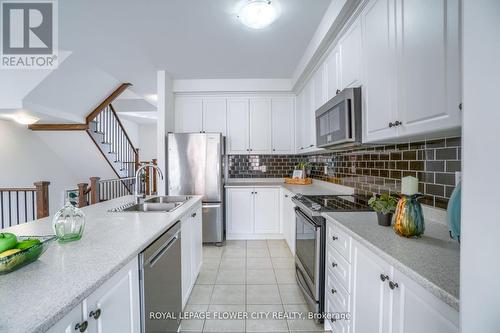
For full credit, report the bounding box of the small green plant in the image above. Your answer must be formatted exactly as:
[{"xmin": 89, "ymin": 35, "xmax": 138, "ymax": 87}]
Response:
[
  {"xmin": 296, "ymin": 162, "xmax": 310, "ymax": 169},
  {"xmin": 368, "ymin": 193, "xmax": 399, "ymax": 214}
]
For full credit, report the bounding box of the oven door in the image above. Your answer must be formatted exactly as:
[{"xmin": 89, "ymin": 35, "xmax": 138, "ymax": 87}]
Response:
[{"xmin": 294, "ymin": 208, "xmax": 321, "ymax": 305}]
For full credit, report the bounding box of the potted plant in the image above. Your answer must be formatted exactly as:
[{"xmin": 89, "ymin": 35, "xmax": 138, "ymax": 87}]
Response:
[
  {"xmin": 295, "ymin": 162, "xmax": 310, "ymax": 179},
  {"xmin": 368, "ymin": 193, "xmax": 399, "ymax": 226}
]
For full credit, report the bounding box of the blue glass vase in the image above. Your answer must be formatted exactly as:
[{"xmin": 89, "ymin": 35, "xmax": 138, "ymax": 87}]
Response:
[{"xmin": 393, "ymin": 194, "xmax": 425, "ymax": 238}]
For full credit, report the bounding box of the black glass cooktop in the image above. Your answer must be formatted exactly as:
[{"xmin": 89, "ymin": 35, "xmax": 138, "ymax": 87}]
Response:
[{"xmin": 296, "ymin": 194, "xmax": 373, "ymax": 212}]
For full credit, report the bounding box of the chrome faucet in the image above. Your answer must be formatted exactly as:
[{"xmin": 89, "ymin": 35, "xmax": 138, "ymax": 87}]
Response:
[{"xmin": 134, "ymin": 163, "xmax": 164, "ymax": 204}]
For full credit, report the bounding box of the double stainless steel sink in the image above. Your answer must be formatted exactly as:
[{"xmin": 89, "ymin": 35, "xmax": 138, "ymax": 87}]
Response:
[{"xmin": 111, "ymin": 196, "xmax": 192, "ymax": 213}]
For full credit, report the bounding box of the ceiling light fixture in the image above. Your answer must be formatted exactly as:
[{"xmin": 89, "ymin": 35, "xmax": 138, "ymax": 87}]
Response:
[{"xmin": 237, "ymin": 0, "xmax": 279, "ymax": 29}]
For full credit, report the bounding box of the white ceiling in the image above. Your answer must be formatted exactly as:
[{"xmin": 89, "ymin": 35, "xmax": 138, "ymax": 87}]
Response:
[{"xmin": 59, "ymin": 0, "xmax": 331, "ymax": 97}]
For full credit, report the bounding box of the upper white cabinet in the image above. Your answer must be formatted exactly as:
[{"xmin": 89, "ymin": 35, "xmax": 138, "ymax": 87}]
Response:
[
  {"xmin": 362, "ymin": 0, "xmax": 461, "ymax": 142},
  {"xmin": 297, "ymin": 80, "xmax": 316, "ymax": 152},
  {"xmin": 361, "ymin": 0, "xmax": 398, "ymax": 142},
  {"xmin": 395, "ymin": 0, "xmax": 461, "ymax": 137},
  {"xmin": 339, "ymin": 19, "xmax": 362, "ymax": 89},
  {"xmin": 325, "ymin": 46, "xmax": 340, "ymax": 101},
  {"xmin": 312, "ymin": 66, "xmax": 326, "ymax": 111},
  {"xmin": 226, "ymin": 98, "xmax": 250, "ymax": 154},
  {"xmin": 175, "ymin": 97, "xmax": 203, "ymax": 133},
  {"xmin": 249, "ymin": 98, "xmax": 272, "ymax": 154},
  {"xmin": 202, "ymin": 98, "xmax": 227, "ymax": 135},
  {"xmin": 271, "ymin": 98, "xmax": 295, "ymax": 153}
]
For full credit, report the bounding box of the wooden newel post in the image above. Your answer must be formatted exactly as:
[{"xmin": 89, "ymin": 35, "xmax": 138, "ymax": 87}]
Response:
[
  {"xmin": 135, "ymin": 149, "xmax": 140, "ymax": 172},
  {"xmin": 145, "ymin": 165, "xmax": 150, "ymax": 195},
  {"xmin": 77, "ymin": 183, "xmax": 88, "ymax": 208},
  {"xmin": 152, "ymin": 159, "xmax": 158, "ymax": 194},
  {"xmin": 33, "ymin": 181, "xmax": 50, "ymax": 219},
  {"xmin": 89, "ymin": 177, "xmax": 100, "ymax": 205}
]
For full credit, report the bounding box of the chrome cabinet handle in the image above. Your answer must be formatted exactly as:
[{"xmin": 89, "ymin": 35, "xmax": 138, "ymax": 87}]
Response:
[
  {"xmin": 380, "ymin": 274, "xmax": 389, "ymax": 282},
  {"xmin": 336, "ymin": 89, "xmax": 341, "ymax": 95},
  {"xmin": 89, "ymin": 309, "xmax": 101, "ymax": 320},
  {"xmin": 331, "ymin": 235, "xmax": 338, "ymax": 241},
  {"xmin": 191, "ymin": 212, "xmax": 197, "ymax": 217},
  {"xmin": 309, "ymin": 144, "xmax": 314, "ymax": 147},
  {"xmin": 389, "ymin": 281, "xmax": 399, "ymax": 290},
  {"xmin": 75, "ymin": 321, "xmax": 88, "ymax": 332},
  {"xmin": 393, "ymin": 120, "xmax": 402, "ymax": 126},
  {"xmin": 331, "ymin": 288, "xmax": 337, "ymax": 294},
  {"xmin": 331, "ymin": 262, "xmax": 337, "ymax": 268},
  {"xmin": 285, "ymin": 194, "xmax": 289, "ymax": 198},
  {"xmin": 388, "ymin": 122, "xmax": 394, "ymax": 128}
]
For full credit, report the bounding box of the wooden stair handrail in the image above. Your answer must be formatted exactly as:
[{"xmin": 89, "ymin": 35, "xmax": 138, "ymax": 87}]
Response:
[
  {"xmin": 28, "ymin": 124, "xmax": 89, "ymax": 131},
  {"xmin": 85, "ymin": 83, "xmax": 132, "ymax": 123}
]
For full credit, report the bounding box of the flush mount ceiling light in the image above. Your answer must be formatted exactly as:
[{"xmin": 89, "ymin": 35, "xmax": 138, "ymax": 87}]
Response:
[{"xmin": 237, "ymin": 0, "xmax": 279, "ymax": 29}]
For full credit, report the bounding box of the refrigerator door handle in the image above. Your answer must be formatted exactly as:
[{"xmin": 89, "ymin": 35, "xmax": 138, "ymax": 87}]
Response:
[{"xmin": 202, "ymin": 203, "xmax": 222, "ymax": 208}]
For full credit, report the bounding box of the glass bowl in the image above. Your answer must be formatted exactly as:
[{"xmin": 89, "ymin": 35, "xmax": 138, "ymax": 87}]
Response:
[{"xmin": 0, "ymin": 235, "xmax": 56, "ymax": 274}]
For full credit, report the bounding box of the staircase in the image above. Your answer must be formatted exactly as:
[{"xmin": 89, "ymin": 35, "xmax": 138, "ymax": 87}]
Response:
[{"xmin": 29, "ymin": 83, "xmax": 139, "ymax": 180}]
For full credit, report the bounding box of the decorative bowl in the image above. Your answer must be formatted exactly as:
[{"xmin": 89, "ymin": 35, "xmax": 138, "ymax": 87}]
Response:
[{"xmin": 0, "ymin": 235, "xmax": 56, "ymax": 274}]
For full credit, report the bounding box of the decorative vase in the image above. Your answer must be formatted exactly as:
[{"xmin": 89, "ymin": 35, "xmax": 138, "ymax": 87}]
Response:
[
  {"xmin": 52, "ymin": 200, "xmax": 85, "ymax": 243},
  {"xmin": 393, "ymin": 194, "xmax": 425, "ymax": 238},
  {"xmin": 301, "ymin": 167, "xmax": 306, "ymax": 179},
  {"xmin": 377, "ymin": 212, "xmax": 393, "ymax": 226}
]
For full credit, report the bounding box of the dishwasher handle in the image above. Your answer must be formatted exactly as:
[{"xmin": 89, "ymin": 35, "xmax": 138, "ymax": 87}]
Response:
[{"xmin": 147, "ymin": 231, "xmax": 180, "ymax": 267}]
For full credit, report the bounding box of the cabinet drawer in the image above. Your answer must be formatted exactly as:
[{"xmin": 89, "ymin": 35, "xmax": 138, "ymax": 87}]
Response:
[
  {"xmin": 327, "ymin": 243, "xmax": 351, "ymax": 292},
  {"xmin": 326, "ymin": 268, "xmax": 351, "ymax": 312},
  {"xmin": 325, "ymin": 293, "xmax": 351, "ymax": 333},
  {"xmin": 326, "ymin": 221, "xmax": 352, "ymax": 263}
]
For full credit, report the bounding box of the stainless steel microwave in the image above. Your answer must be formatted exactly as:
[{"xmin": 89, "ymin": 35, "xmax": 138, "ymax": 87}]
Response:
[{"xmin": 315, "ymin": 87, "xmax": 362, "ymax": 149}]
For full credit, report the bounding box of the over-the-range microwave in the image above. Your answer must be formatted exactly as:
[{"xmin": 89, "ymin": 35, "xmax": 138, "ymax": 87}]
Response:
[{"xmin": 315, "ymin": 87, "xmax": 362, "ymax": 149}]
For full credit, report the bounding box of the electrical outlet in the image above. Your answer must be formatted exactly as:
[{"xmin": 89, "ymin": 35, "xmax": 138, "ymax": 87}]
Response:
[
  {"xmin": 324, "ymin": 165, "xmax": 328, "ymax": 175},
  {"xmin": 261, "ymin": 165, "xmax": 267, "ymax": 173}
]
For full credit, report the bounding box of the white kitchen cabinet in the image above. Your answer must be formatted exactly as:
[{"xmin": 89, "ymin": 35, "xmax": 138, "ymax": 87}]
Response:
[
  {"xmin": 391, "ymin": 268, "xmax": 459, "ymax": 333},
  {"xmin": 85, "ymin": 258, "xmax": 140, "ymax": 333},
  {"xmin": 226, "ymin": 98, "xmax": 250, "ymax": 154},
  {"xmin": 249, "ymin": 98, "xmax": 272, "ymax": 154},
  {"xmin": 361, "ymin": 0, "xmax": 398, "ymax": 142},
  {"xmin": 351, "ymin": 241, "xmax": 392, "ymax": 333},
  {"xmin": 325, "ymin": 46, "xmax": 341, "ymax": 101},
  {"xmin": 175, "ymin": 97, "xmax": 203, "ymax": 133},
  {"xmin": 253, "ymin": 187, "xmax": 280, "ymax": 234},
  {"xmin": 202, "ymin": 98, "xmax": 227, "ymax": 135},
  {"xmin": 46, "ymin": 258, "xmax": 140, "ymax": 333},
  {"xmin": 295, "ymin": 89, "xmax": 305, "ymax": 151},
  {"xmin": 226, "ymin": 188, "xmax": 254, "ymax": 235},
  {"xmin": 281, "ymin": 189, "xmax": 296, "ymax": 255},
  {"xmin": 300, "ymin": 80, "xmax": 316, "ymax": 151},
  {"xmin": 191, "ymin": 205, "xmax": 203, "ymax": 284},
  {"xmin": 339, "ymin": 19, "xmax": 362, "ymax": 89},
  {"xmin": 226, "ymin": 187, "xmax": 281, "ymax": 239},
  {"xmin": 312, "ymin": 66, "xmax": 326, "ymax": 111},
  {"xmin": 395, "ymin": 0, "xmax": 461, "ymax": 137},
  {"xmin": 271, "ymin": 97, "xmax": 295, "ymax": 154}
]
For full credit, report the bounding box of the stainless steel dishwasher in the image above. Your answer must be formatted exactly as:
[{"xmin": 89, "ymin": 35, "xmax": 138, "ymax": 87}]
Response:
[{"xmin": 139, "ymin": 221, "xmax": 182, "ymax": 333}]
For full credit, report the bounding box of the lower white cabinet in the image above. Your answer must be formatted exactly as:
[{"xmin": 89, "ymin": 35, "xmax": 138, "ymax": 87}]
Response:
[
  {"xmin": 181, "ymin": 203, "xmax": 203, "ymax": 308},
  {"xmin": 325, "ymin": 219, "xmax": 459, "ymax": 333},
  {"xmin": 226, "ymin": 187, "xmax": 280, "ymax": 239},
  {"xmin": 46, "ymin": 258, "xmax": 140, "ymax": 333},
  {"xmin": 281, "ymin": 189, "xmax": 296, "ymax": 255}
]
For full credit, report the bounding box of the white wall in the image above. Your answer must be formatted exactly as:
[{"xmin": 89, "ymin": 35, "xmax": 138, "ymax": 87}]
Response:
[
  {"xmin": 157, "ymin": 71, "xmax": 175, "ymax": 195},
  {"xmin": 138, "ymin": 124, "xmax": 157, "ymax": 161},
  {"xmin": 0, "ymin": 120, "xmax": 81, "ymax": 214},
  {"xmin": 461, "ymin": 1, "xmax": 500, "ymax": 331}
]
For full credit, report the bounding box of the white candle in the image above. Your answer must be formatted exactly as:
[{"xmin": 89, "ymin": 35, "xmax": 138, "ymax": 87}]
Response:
[{"xmin": 401, "ymin": 176, "xmax": 419, "ymax": 195}]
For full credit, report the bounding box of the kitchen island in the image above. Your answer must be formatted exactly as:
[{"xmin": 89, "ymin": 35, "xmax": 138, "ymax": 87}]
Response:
[{"xmin": 0, "ymin": 195, "xmax": 202, "ymax": 333}]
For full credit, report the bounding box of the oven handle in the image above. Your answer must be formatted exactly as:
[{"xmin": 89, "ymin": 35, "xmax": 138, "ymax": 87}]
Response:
[
  {"xmin": 295, "ymin": 207, "xmax": 319, "ymax": 229},
  {"xmin": 296, "ymin": 266, "xmax": 318, "ymax": 305}
]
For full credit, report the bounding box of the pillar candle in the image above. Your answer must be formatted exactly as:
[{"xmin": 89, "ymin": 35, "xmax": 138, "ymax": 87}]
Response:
[{"xmin": 401, "ymin": 176, "xmax": 419, "ymax": 195}]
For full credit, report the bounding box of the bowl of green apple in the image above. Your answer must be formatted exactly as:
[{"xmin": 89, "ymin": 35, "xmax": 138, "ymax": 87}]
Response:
[{"xmin": 0, "ymin": 233, "xmax": 56, "ymax": 274}]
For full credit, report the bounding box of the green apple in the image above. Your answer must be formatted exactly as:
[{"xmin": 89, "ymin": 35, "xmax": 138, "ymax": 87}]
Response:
[
  {"xmin": 0, "ymin": 233, "xmax": 17, "ymax": 253},
  {"xmin": 15, "ymin": 239, "xmax": 41, "ymax": 250}
]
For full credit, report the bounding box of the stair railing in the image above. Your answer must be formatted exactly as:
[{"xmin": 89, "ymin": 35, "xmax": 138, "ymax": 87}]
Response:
[
  {"xmin": 0, "ymin": 181, "xmax": 50, "ymax": 227},
  {"xmin": 77, "ymin": 177, "xmax": 136, "ymax": 207}
]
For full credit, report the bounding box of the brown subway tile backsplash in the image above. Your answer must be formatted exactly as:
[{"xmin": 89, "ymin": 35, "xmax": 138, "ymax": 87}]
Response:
[{"xmin": 227, "ymin": 136, "xmax": 461, "ymax": 209}]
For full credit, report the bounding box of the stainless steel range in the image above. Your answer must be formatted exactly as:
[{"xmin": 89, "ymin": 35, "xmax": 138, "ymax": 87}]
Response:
[{"xmin": 292, "ymin": 194, "xmax": 372, "ymax": 321}]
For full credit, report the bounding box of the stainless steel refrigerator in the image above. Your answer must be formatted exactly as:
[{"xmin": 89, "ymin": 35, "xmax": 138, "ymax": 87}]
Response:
[{"xmin": 167, "ymin": 133, "xmax": 224, "ymax": 244}]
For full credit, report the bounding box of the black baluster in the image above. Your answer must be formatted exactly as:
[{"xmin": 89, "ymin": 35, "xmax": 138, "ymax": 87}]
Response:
[{"xmin": 24, "ymin": 191, "xmax": 27, "ymax": 222}]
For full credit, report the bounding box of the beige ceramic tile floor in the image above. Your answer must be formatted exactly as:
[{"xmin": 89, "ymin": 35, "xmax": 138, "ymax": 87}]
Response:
[{"xmin": 180, "ymin": 240, "xmax": 325, "ymax": 333}]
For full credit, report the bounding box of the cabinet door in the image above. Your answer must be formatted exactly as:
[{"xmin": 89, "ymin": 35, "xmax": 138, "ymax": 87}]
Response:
[
  {"xmin": 226, "ymin": 188, "xmax": 254, "ymax": 235},
  {"xmin": 282, "ymin": 190, "xmax": 296, "ymax": 254},
  {"xmin": 302, "ymin": 80, "xmax": 315, "ymax": 149},
  {"xmin": 181, "ymin": 214, "xmax": 193, "ymax": 307},
  {"xmin": 271, "ymin": 98, "xmax": 295, "ymax": 154},
  {"xmin": 45, "ymin": 304, "xmax": 83, "ymax": 333},
  {"xmin": 85, "ymin": 257, "xmax": 140, "ymax": 333},
  {"xmin": 191, "ymin": 205, "xmax": 203, "ymax": 283},
  {"xmin": 295, "ymin": 90, "xmax": 305, "ymax": 151},
  {"xmin": 249, "ymin": 98, "xmax": 272, "ymax": 154},
  {"xmin": 226, "ymin": 98, "xmax": 249, "ymax": 154},
  {"xmin": 175, "ymin": 97, "xmax": 203, "ymax": 133},
  {"xmin": 396, "ymin": 0, "xmax": 461, "ymax": 137},
  {"xmin": 254, "ymin": 188, "xmax": 280, "ymax": 234},
  {"xmin": 326, "ymin": 46, "xmax": 341, "ymax": 100},
  {"xmin": 391, "ymin": 268, "xmax": 459, "ymax": 333},
  {"xmin": 361, "ymin": 0, "xmax": 398, "ymax": 142},
  {"xmin": 203, "ymin": 98, "xmax": 227, "ymax": 135},
  {"xmin": 339, "ymin": 19, "xmax": 362, "ymax": 89},
  {"xmin": 352, "ymin": 242, "xmax": 392, "ymax": 333},
  {"xmin": 312, "ymin": 66, "xmax": 326, "ymax": 111}
]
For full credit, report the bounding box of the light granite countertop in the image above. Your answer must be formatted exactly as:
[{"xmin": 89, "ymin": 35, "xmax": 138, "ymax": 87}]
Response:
[
  {"xmin": 0, "ymin": 195, "xmax": 202, "ymax": 333},
  {"xmin": 225, "ymin": 178, "xmax": 354, "ymax": 195},
  {"xmin": 323, "ymin": 211, "xmax": 460, "ymax": 311}
]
